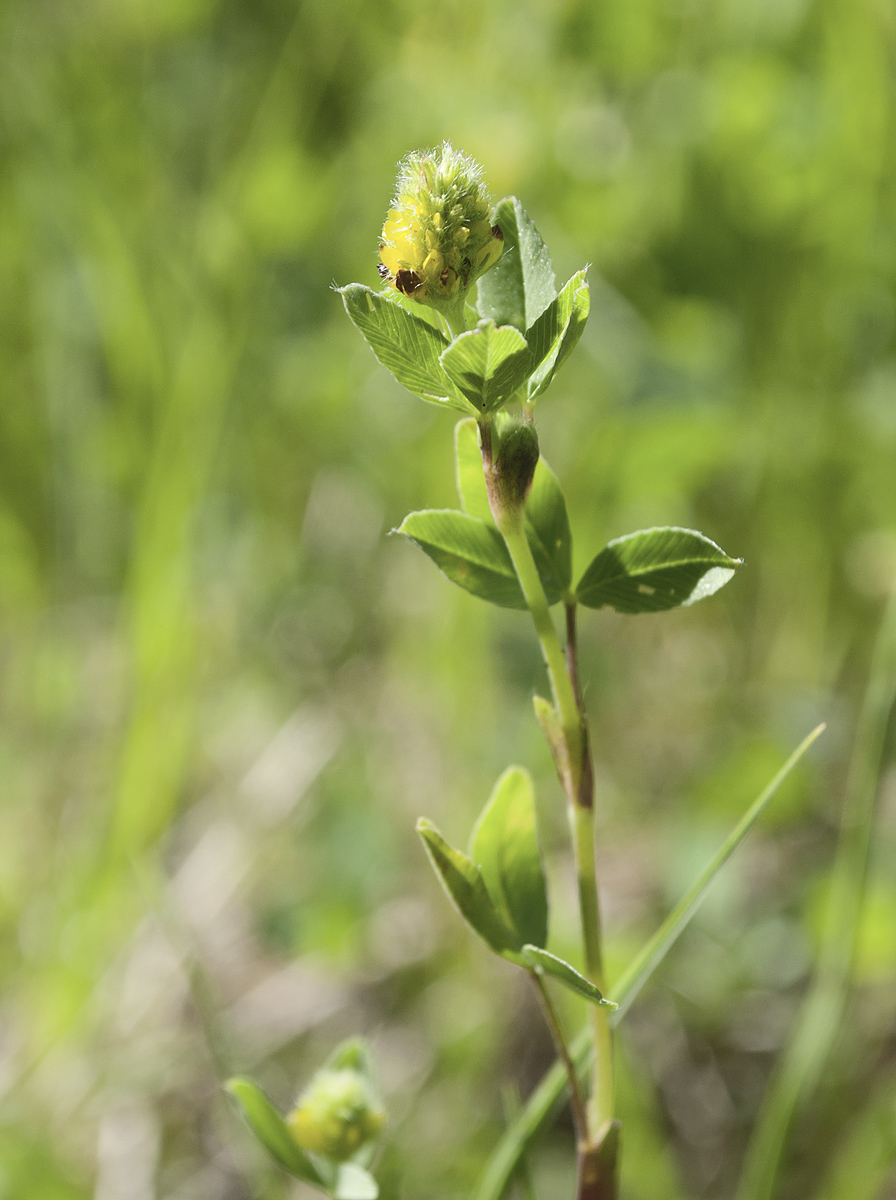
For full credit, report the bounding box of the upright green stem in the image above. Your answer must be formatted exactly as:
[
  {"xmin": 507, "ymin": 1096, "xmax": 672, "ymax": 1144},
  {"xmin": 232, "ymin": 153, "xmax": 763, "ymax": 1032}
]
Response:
[
  {"xmin": 563, "ymin": 602, "xmax": 612, "ymax": 1130},
  {"xmin": 479, "ymin": 424, "xmax": 580, "ymax": 771},
  {"xmin": 479, "ymin": 420, "xmax": 616, "ymax": 1194},
  {"xmin": 504, "ymin": 512, "xmax": 581, "ymax": 762},
  {"xmin": 531, "ymin": 972, "xmax": 590, "ymax": 1145},
  {"xmin": 572, "ymin": 804, "xmax": 613, "ymax": 1133}
]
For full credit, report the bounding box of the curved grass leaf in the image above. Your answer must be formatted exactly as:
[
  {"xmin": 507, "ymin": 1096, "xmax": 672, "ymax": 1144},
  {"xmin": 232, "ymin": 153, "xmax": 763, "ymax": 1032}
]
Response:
[
  {"xmin": 610, "ymin": 722, "xmax": 826, "ymax": 1024},
  {"xmin": 225, "ymin": 1077, "xmax": 326, "ymax": 1185},
  {"xmin": 339, "ymin": 284, "xmax": 472, "ymax": 414},
  {"xmin": 521, "ymin": 945, "xmax": 615, "ymax": 1008},
  {"xmin": 470, "ymin": 767, "xmax": 548, "ymax": 949},
  {"xmin": 335, "ymin": 1163, "xmax": 379, "ymax": 1200},
  {"xmin": 737, "ymin": 585, "xmax": 896, "ymax": 1200},
  {"xmin": 477, "ymin": 197, "xmax": 557, "ymax": 332},
  {"xmin": 417, "ymin": 819, "xmax": 523, "ymax": 958},
  {"xmin": 397, "ymin": 509, "xmax": 525, "ymax": 609},
  {"xmin": 440, "ymin": 320, "xmax": 532, "ymax": 413},
  {"xmin": 474, "ymin": 724, "xmax": 825, "ymax": 1200},
  {"xmin": 576, "ymin": 526, "xmax": 741, "ymax": 614},
  {"xmin": 525, "ymin": 270, "xmax": 590, "ymax": 401}
]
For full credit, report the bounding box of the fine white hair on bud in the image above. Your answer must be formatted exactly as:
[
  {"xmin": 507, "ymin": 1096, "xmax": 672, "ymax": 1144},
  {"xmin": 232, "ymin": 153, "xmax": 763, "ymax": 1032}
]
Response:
[{"xmin": 378, "ymin": 142, "xmax": 504, "ymax": 312}]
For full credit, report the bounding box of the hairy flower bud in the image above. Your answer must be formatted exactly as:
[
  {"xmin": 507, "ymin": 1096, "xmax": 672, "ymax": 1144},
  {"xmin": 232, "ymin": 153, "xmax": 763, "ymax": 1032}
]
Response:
[
  {"xmin": 494, "ymin": 421, "xmax": 540, "ymax": 515},
  {"xmin": 378, "ymin": 142, "xmax": 503, "ymax": 311},
  {"xmin": 287, "ymin": 1068, "xmax": 385, "ymax": 1162}
]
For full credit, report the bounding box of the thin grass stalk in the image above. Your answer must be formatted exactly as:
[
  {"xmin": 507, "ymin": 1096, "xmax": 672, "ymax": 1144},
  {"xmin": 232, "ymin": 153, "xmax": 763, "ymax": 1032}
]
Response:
[{"xmin": 736, "ymin": 582, "xmax": 896, "ymax": 1200}]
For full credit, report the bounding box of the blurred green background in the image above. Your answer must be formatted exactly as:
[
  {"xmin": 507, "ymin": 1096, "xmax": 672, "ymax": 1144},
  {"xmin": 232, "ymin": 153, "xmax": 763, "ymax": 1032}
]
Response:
[{"xmin": 2, "ymin": 0, "xmax": 896, "ymax": 1197}]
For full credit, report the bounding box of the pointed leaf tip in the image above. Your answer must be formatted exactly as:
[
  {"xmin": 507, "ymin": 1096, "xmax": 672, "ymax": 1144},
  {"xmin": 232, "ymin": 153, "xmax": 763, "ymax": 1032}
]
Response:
[
  {"xmin": 470, "ymin": 767, "xmax": 548, "ymax": 950},
  {"xmin": 576, "ymin": 526, "xmax": 741, "ymax": 614},
  {"xmin": 521, "ymin": 946, "xmax": 617, "ymax": 1008},
  {"xmin": 225, "ymin": 1077, "xmax": 325, "ymax": 1184},
  {"xmin": 417, "ymin": 819, "xmax": 523, "ymax": 957},
  {"xmin": 525, "ymin": 269, "xmax": 590, "ymax": 402},
  {"xmin": 340, "ymin": 283, "xmax": 473, "ymax": 414},
  {"xmin": 477, "ymin": 197, "xmax": 557, "ymax": 332},
  {"xmin": 398, "ymin": 509, "xmax": 527, "ymax": 609}
]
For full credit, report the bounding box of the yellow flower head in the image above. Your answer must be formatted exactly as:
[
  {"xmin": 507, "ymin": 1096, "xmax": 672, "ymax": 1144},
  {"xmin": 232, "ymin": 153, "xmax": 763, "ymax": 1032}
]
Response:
[
  {"xmin": 287, "ymin": 1068, "xmax": 385, "ymax": 1163},
  {"xmin": 378, "ymin": 142, "xmax": 503, "ymax": 311}
]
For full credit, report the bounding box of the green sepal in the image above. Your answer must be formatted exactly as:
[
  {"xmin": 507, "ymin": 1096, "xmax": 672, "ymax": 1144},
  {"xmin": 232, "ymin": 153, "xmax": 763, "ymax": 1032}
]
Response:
[
  {"xmin": 417, "ymin": 818, "xmax": 524, "ymax": 959},
  {"xmin": 477, "ymin": 197, "xmax": 557, "ymax": 333},
  {"xmin": 521, "ymin": 946, "xmax": 617, "ymax": 1009},
  {"xmin": 525, "ymin": 269, "xmax": 590, "ymax": 401},
  {"xmin": 576, "ymin": 527, "xmax": 742, "ymax": 614},
  {"xmin": 339, "ymin": 284, "xmax": 474, "ymax": 414},
  {"xmin": 470, "ymin": 767, "xmax": 548, "ymax": 950},
  {"xmin": 439, "ymin": 320, "xmax": 532, "ymax": 413},
  {"xmin": 397, "ymin": 509, "xmax": 525, "ymax": 609},
  {"xmin": 334, "ymin": 1163, "xmax": 379, "ymax": 1200},
  {"xmin": 322, "ymin": 1037, "xmax": 375, "ymax": 1080},
  {"xmin": 225, "ymin": 1077, "xmax": 327, "ymax": 1185}
]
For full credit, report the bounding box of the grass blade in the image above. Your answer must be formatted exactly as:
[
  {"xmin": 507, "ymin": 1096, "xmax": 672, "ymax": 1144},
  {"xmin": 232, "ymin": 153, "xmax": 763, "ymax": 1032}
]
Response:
[
  {"xmin": 610, "ymin": 722, "xmax": 826, "ymax": 1024},
  {"xmin": 737, "ymin": 586, "xmax": 896, "ymax": 1200},
  {"xmin": 474, "ymin": 724, "xmax": 825, "ymax": 1200}
]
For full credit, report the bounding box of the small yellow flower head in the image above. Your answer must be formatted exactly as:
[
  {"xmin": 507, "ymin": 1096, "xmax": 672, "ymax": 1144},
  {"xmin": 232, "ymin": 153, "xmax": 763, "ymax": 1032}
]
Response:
[
  {"xmin": 287, "ymin": 1068, "xmax": 385, "ymax": 1162},
  {"xmin": 378, "ymin": 142, "xmax": 504, "ymax": 311}
]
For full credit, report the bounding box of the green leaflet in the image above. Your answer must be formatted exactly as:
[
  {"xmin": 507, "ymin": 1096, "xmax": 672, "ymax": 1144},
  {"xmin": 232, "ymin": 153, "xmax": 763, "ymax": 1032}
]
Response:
[
  {"xmin": 397, "ymin": 509, "xmax": 526, "ymax": 609},
  {"xmin": 470, "ymin": 767, "xmax": 548, "ymax": 950},
  {"xmin": 225, "ymin": 1077, "xmax": 326, "ymax": 1185},
  {"xmin": 477, "ymin": 197, "xmax": 557, "ymax": 332},
  {"xmin": 398, "ymin": 501, "xmax": 571, "ymax": 610},
  {"xmin": 525, "ymin": 270, "xmax": 590, "ymax": 401},
  {"xmin": 521, "ymin": 945, "xmax": 615, "ymax": 1008},
  {"xmin": 474, "ymin": 201, "xmax": 586, "ymax": 402},
  {"xmin": 417, "ymin": 819, "xmax": 524, "ymax": 959},
  {"xmin": 576, "ymin": 526, "xmax": 741, "ymax": 614},
  {"xmin": 440, "ymin": 320, "xmax": 532, "ymax": 412},
  {"xmin": 339, "ymin": 284, "xmax": 473, "ymax": 414}
]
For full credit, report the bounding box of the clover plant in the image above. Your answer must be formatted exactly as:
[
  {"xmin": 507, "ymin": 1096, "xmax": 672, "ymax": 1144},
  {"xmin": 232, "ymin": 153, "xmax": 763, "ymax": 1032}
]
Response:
[{"xmin": 227, "ymin": 143, "xmax": 824, "ymax": 1200}]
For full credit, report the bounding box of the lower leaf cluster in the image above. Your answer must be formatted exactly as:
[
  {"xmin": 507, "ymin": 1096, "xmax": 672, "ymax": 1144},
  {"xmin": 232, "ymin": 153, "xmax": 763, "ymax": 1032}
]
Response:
[{"xmin": 417, "ymin": 767, "xmax": 615, "ymax": 1010}]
